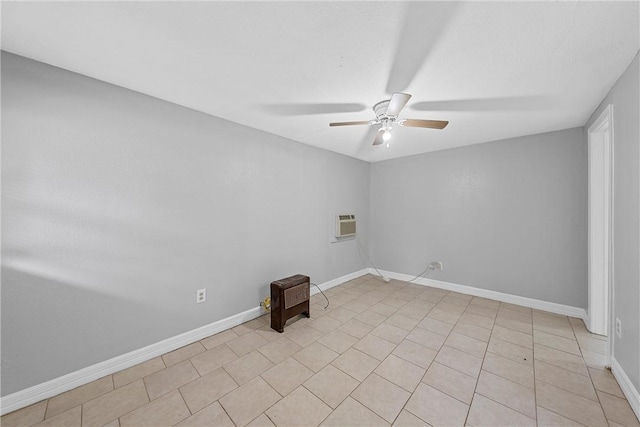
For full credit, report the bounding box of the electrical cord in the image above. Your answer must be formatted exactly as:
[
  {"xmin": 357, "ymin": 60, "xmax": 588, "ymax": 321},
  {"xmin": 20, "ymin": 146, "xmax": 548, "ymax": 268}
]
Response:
[
  {"xmin": 355, "ymin": 233, "xmax": 389, "ymax": 282},
  {"xmin": 310, "ymin": 282, "xmax": 329, "ymax": 309},
  {"xmin": 354, "ymin": 233, "xmax": 439, "ymax": 284},
  {"xmin": 407, "ymin": 262, "xmax": 438, "ymax": 283}
]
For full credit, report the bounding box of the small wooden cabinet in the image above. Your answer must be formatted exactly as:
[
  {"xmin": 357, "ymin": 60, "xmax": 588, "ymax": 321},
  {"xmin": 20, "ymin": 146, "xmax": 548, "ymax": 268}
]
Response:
[{"xmin": 270, "ymin": 274, "xmax": 310, "ymax": 333}]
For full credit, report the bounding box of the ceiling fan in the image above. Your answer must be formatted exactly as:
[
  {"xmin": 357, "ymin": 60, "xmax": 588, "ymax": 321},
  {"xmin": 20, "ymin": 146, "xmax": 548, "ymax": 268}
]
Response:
[{"xmin": 329, "ymin": 93, "xmax": 448, "ymax": 147}]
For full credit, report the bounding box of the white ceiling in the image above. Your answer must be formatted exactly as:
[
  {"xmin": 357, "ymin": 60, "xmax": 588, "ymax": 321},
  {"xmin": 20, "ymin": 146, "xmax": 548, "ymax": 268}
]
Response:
[{"xmin": 2, "ymin": 1, "xmax": 638, "ymax": 162}]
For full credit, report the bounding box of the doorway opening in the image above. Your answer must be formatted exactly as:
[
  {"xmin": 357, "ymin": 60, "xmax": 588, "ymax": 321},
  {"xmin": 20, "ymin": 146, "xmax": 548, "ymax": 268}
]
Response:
[{"xmin": 587, "ymin": 104, "xmax": 613, "ymax": 349}]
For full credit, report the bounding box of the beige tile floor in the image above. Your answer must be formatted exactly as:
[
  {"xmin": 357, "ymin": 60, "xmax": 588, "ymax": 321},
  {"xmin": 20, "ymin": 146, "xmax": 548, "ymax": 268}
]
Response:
[{"xmin": 3, "ymin": 275, "xmax": 639, "ymax": 427}]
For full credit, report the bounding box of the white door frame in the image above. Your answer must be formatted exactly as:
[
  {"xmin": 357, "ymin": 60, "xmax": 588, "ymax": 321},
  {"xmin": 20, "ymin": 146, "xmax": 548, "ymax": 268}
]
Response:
[{"xmin": 587, "ymin": 104, "xmax": 614, "ymax": 343}]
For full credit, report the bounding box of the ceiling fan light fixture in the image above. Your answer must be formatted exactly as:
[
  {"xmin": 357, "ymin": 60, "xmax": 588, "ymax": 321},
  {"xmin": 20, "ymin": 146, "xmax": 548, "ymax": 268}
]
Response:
[{"xmin": 327, "ymin": 92, "xmax": 449, "ymax": 148}]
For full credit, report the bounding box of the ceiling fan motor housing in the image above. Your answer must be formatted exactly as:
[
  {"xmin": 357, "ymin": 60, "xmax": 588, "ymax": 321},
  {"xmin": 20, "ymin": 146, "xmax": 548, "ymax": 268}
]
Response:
[
  {"xmin": 374, "ymin": 100, "xmax": 395, "ymax": 131},
  {"xmin": 373, "ymin": 100, "xmax": 391, "ymax": 119}
]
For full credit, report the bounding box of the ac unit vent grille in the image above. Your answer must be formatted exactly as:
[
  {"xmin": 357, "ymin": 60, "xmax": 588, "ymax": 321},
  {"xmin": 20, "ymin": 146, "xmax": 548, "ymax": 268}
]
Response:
[{"xmin": 336, "ymin": 214, "xmax": 356, "ymax": 237}]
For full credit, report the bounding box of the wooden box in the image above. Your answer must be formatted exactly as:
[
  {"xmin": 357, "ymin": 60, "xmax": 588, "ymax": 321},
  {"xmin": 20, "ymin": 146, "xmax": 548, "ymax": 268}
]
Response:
[{"xmin": 270, "ymin": 274, "xmax": 310, "ymax": 333}]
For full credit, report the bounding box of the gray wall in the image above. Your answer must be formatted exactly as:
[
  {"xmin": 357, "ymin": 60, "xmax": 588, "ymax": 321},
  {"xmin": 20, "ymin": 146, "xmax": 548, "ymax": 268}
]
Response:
[
  {"xmin": 4, "ymin": 47, "xmax": 636, "ymax": 400},
  {"xmin": 586, "ymin": 52, "xmax": 639, "ymax": 392},
  {"xmin": 1, "ymin": 52, "xmax": 370, "ymax": 395},
  {"xmin": 370, "ymin": 128, "xmax": 587, "ymax": 308}
]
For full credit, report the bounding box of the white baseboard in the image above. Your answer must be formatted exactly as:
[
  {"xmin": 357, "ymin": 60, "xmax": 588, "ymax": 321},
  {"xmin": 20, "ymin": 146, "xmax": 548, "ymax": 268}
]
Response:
[
  {"xmin": 311, "ymin": 269, "xmax": 369, "ymax": 294},
  {"xmin": 0, "ymin": 269, "xmax": 368, "ymax": 416},
  {"xmin": 611, "ymin": 357, "xmax": 640, "ymax": 421},
  {"xmin": 368, "ymin": 268, "xmax": 588, "ymax": 320}
]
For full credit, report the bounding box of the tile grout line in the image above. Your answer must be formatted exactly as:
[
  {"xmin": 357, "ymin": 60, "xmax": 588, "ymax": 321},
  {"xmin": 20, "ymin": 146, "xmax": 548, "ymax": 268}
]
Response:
[
  {"xmin": 373, "ymin": 288, "xmax": 436, "ymax": 426},
  {"xmin": 115, "ymin": 382, "xmax": 152, "ymax": 427},
  {"xmin": 533, "ymin": 342, "xmax": 595, "ymax": 370},
  {"xmin": 217, "ymin": 398, "xmax": 238, "ymax": 427},
  {"xmin": 533, "ymin": 315, "xmax": 610, "ymax": 426},
  {"xmin": 176, "ymin": 377, "xmax": 192, "ymax": 416},
  {"xmin": 105, "ymin": 374, "xmax": 116, "ymax": 426},
  {"xmin": 538, "ymin": 405, "xmax": 592, "ymax": 427},
  {"xmin": 571, "ymin": 319, "xmax": 614, "ymax": 425},
  {"xmin": 141, "ymin": 375, "xmax": 153, "ymax": 406},
  {"xmin": 174, "ymin": 388, "xmax": 192, "ymax": 425},
  {"xmin": 478, "ymin": 302, "xmax": 545, "ymax": 422},
  {"xmin": 327, "ymin": 283, "xmax": 428, "ymax": 424},
  {"xmin": 42, "ymin": 396, "xmax": 50, "ymax": 421},
  {"xmin": 397, "ymin": 290, "xmax": 477, "ymax": 425},
  {"xmin": 463, "ymin": 299, "xmax": 497, "ymax": 426}
]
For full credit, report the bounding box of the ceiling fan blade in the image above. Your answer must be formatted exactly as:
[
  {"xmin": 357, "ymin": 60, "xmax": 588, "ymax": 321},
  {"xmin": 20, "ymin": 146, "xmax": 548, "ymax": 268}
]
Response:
[
  {"xmin": 386, "ymin": 2, "xmax": 460, "ymax": 93},
  {"xmin": 385, "ymin": 93, "xmax": 412, "ymax": 117},
  {"xmin": 372, "ymin": 130, "xmax": 385, "ymax": 146},
  {"xmin": 266, "ymin": 103, "xmax": 366, "ymax": 116},
  {"xmin": 329, "ymin": 120, "xmax": 372, "ymax": 127},
  {"xmin": 361, "ymin": 124, "xmax": 382, "ymax": 148},
  {"xmin": 399, "ymin": 119, "xmax": 449, "ymax": 129},
  {"xmin": 411, "ymin": 96, "xmax": 552, "ymax": 112}
]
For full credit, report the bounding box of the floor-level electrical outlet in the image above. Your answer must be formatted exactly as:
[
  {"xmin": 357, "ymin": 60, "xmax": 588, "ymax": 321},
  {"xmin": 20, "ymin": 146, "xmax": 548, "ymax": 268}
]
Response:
[
  {"xmin": 196, "ymin": 289, "xmax": 207, "ymax": 304},
  {"xmin": 615, "ymin": 317, "xmax": 622, "ymax": 338},
  {"xmin": 434, "ymin": 261, "xmax": 444, "ymax": 271}
]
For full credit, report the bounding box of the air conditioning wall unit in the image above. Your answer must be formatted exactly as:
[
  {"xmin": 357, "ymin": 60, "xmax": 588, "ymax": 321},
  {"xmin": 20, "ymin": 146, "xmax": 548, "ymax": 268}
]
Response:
[{"xmin": 335, "ymin": 214, "xmax": 356, "ymax": 238}]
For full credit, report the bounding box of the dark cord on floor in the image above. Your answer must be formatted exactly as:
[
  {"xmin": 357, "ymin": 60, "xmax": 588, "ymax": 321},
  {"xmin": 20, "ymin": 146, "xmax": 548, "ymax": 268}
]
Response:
[{"xmin": 310, "ymin": 282, "xmax": 330, "ymax": 310}]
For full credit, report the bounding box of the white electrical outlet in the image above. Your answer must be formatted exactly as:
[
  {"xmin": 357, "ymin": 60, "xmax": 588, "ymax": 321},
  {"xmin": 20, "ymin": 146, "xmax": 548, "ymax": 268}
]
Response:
[
  {"xmin": 435, "ymin": 261, "xmax": 444, "ymax": 271},
  {"xmin": 615, "ymin": 317, "xmax": 622, "ymax": 338},
  {"xmin": 196, "ymin": 289, "xmax": 207, "ymax": 304}
]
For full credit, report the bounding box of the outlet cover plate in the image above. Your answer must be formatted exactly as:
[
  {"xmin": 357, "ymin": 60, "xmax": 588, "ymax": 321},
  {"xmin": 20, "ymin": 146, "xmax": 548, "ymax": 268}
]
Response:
[{"xmin": 196, "ymin": 289, "xmax": 206, "ymax": 304}]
